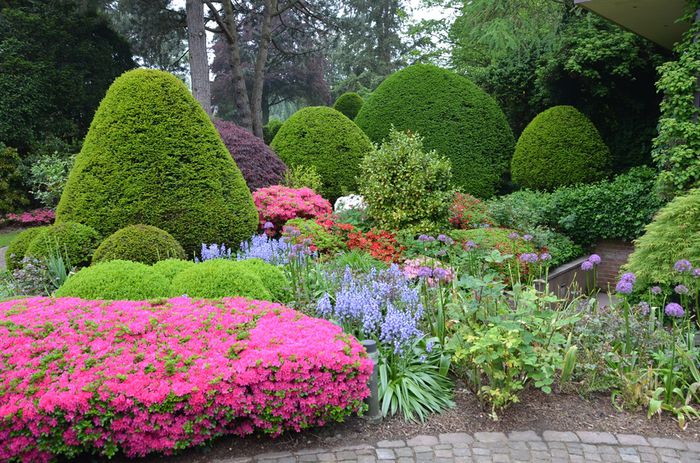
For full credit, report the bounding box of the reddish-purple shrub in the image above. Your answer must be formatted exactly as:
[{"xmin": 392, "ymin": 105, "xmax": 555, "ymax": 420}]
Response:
[
  {"xmin": 214, "ymin": 120, "xmax": 288, "ymax": 191},
  {"xmin": 0, "ymin": 297, "xmax": 371, "ymax": 461}
]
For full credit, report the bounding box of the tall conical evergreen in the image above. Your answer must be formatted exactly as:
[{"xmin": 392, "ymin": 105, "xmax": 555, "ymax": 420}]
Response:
[{"xmin": 56, "ymin": 69, "xmax": 258, "ymax": 255}]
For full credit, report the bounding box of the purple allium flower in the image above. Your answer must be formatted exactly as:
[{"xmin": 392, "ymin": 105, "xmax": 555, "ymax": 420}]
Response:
[
  {"xmin": 620, "ymin": 272, "xmax": 636, "ymax": 284},
  {"xmin": 588, "ymin": 254, "xmax": 601, "ymax": 265},
  {"xmin": 418, "ymin": 234, "xmax": 435, "ymax": 242},
  {"xmin": 416, "ymin": 267, "xmax": 433, "ymax": 278},
  {"xmin": 522, "ymin": 234, "xmax": 533, "ymax": 242},
  {"xmin": 519, "ymin": 253, "xmax": 538, "ymax": 264},
  {"xmin": 508, "ymin": 232, "xmax": 520, "ymax": 240},
  {"xmin": 615, "ymin": 279, "xmax": 634, "ymax": 294},
  {"xmin": 437, "ymin": 234, "xmax": 448, "ymax": 242},
  {"xmin": 674, "ymin": 259, "xmax": 693, "ymax": 273},
  {"xmin": 433, "ymin": 267, "xmax": 448, "ymax": 281},
  {"xmin": 263, "ymin": 221, "xmax": 275, "ymax": 230},
  {"xmin": 284, "ymin": 226, "xmax": 301, "ymax": 237},
  {"xmin": 674, "ymin": 284, "xmax": 689, "ymax": 295},
  {"xmin": 539, "ymin": 252, "xmax": 551, "ymax": 261},
  {"xmin": 651, "ymin": 286, "xmax": 662, "ymax": 295},
  {"xmin": 665, "ymin": 302, "xmax": 685, "ymax": 318},
  {"xmin": 694, "ymin": 268, "xmax": 700, "ymax": 278},
  {"xmin": 581, "ymin": 260, "xmax": 594, "ymax": 271},
  {"xmin": 637, "ymin": 301, "xmax": 651, "ymax": 316},
  {"xmin": 465, "ymin": 240, "xmax": 477, "ymax": 250}
]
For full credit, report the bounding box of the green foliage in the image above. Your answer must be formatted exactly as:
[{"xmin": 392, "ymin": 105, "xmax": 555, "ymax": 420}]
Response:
[
  {"xmin": 236, "ymin": 258, "xmax": 290, "ymax": 302},
  {"xmin": 92, "ymin": 224, "xmax": 185, "ymax": 265},
  {"xmin": 487, "ymin": 189, "xmax": 554, "ymax": 232},
  {"xmin": 56, "ymin": 69, "xmax": 258, "ymax": 255},
  {"xmin": 283, "ymin": 218, "xmax": 345, "ymax": 254},
  {"xmin": 525, "ymin": 227, "xmax": 583, "ymax": 268},
  {"xmin": 450, "ymin": 227, "xmax": 536, "ymax": 258},
  {"xmin": 170, "ymin": 259, "xmax": 272, "ymax": 300},
  {"xmin": 262, "ymin": 119, "xmax": 283, "ymax": 145},
  {"xmin": 55, "ymin": 260, "xmax": 171, "ymax": 300},
  {"xmin": 358, "ymin": 129, "xmax": 453, "ymax": 233},
  {"xmin": 354, "ymin": 64, "xmax": 514, "ymax": 197},
  {"xmin": 6, "ymin": 226, "xmax": 48, "ymax": 271},
  {"xmin": 626, "ymin": 189, "xmax": 700, "ymax": 288},
  {"xmin": 25, "ymin": 142, "xmax": 75, "ymax": 209},
  {"xmin": 271, "ymin": 106, "xmax": 373, "ymax": 200},
  {"xmin": 0, "ymin": 144, "xmax": 29, "ymax": 213},
  {"xmin": 333, "ymin": 92, "xmax": 364, "ymax": 120},
  {"xmin": 328, "ymin": 250, "xmax": 388, "ymax": 273},
  {"xmin": 283, "ymin": 164, "xmax": 323, "ymax": 192},
  {"xmin": 151, "ymin": 259, "xmax": 195, "ymax": 283},
  {"xmin": 511, "ymin": 106, "xmax": 611, "ymax": 191},
  {"xmin": 26, "ymin": 222, "xmax": 100, "ymax": 268}
]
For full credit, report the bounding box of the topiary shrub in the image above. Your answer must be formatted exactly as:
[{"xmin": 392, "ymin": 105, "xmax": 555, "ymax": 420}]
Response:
[
  {"xmin": 270, "ymin": 106, "xmax": 373, "ymax": 200},
  {"xmin": 235, "ymin": 258, "xmax": 290, "ymax": 301},
  {"xmin": 333, "ymin": 92, "xmax": 364, "ymax": 120},
  {"xmin": 625, "ymin": 189, "xmax": 700, "ymax": 288},
  {"xmin": 263, "ymin": 118, "xmax": 283, "ymax": 145},
  {"xmin": 355, "ymin": 64, "xmax": 514, "ymax": 197},
  {"xmin": 6, "ymin": 227, "xmax": 49, "ymax": 271},
  {"xmin": 171, "ymin": 259, "xmax": 272, "ymax": 300},
  {"xmin": 55, "ymin": 260, "xmax": 171, "ymax": 300},
  {"xmin": 151, "ymin": 258, "xmax": 195, "ymax": 283},
  {"xmin": 214, "ymin": 120, "xmax": 287, "ymax": 191},
  {"xmin": 25, "ymin": 221, "xmax": 100, "ymax": 267},
  {"xmin": 55, "ymin": 69, "xmax": 258, "ymax": 256},
  {"xmin": 511, "ymin": 106, "xmax": 611, "ymax": 191},
  {"xmin": 92, "ymin": 224, "xmax": 185, "ymax": 265}
]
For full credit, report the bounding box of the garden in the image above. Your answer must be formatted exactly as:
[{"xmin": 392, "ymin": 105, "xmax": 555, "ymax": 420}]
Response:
[{"xmin": 1, "ymin": 0, "xmax": 700, "ymax": 462}]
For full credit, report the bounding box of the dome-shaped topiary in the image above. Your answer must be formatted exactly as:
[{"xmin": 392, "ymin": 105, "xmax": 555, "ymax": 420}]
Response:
[
  {"xmin": 333, "ymin": 92, "xmax": 364, "ymax": 120},
  {"xmin": 235, "ymin": 258, "xmax": 289, "ymax": 301},
  {"xmin": 55, "ymin": 260, "xmax": 171, "ymax": 300},
  {"xmin": 55, "ymin": 69, "xmax": 258, "ymax": 256},
  {"xmin": 214, "ymin": 120, "xmax": 288, "ymax": 191},
  {"xmin": 170, "ymin": 259, "xmax": 272, "ymax": 300},
  {"xmin": 92, "ymin": 224, "xmax": 185, "ymax": 265},
  {"xmin": 25, "ymin": 221, "xmax": 100, "ymax": 267},
  {"xmin": 6, "ymin": 226, "xmax": 49, "ymax": 271},
  {"xmin": 270, "ymin": 106, "xmax": 373, "ymax": 201},
  {"xmin": 511, "ymin": 106, "xmax": 611, "ymax": 191},
  {"xmin": 151, "ymin": 258, "xmax": 196, "ymax": 283},
  {"xmin": 354, "ymin": 64, "xmax": 514, "ymax": 198}
]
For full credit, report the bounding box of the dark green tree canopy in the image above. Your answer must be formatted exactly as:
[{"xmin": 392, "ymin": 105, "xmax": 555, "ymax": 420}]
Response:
[
  {"xmin": 354, "ymin": 64, "xmax": 514, "ymax": 198},
  {"xmin": 333, "ymin": 92, "xmax": 364, "ymax": 120},
  {"xmin": 56, "ymin": 69, "xmax": 258, "ymax": 255}
]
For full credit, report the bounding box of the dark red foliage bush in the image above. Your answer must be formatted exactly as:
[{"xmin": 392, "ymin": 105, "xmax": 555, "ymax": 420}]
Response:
[{"xmin": 214, "ymin": 120, "xmax": 288, "ymax": 191}]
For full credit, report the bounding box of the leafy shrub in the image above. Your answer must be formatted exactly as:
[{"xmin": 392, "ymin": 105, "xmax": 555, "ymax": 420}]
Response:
[
  {"xmin": 235, "ymin": 258, "xmax": 290, "ymax": 301},
  {"xmin": 55, "ymin": 260, "xmax": 171, "ymax": 300},
  {"xmin": 358, "ymin": 129, "xmax": 453, "ymax": 233},
  {"xmin": 56, "ymin": 69, "xmax": 258, "ymax": 256},
  {"xmin": 328, "ymin": 250, "xmax": 388, "ymax": 272},
  {"xmin": 282, "ymin": 218, "xmax": 345, "ymax": 255},
  {"xmin": 151, "ymin": 259, "xmax": 195, "ymax": 283},
  {"xmin": 0, "ymin": 144, "xmax": 29, "ymax": 214},
  {"xmin": 10, "ymin": 257, "xmax": 53, "ymax": 296},
  {"xmin": 171, "ymin": 259, "xmax": 272, "ymax": 300},
  {"xmin": 0, "ymin": 209, "xmax": 55, "ymax": 227},
  {"xmin": 0, "ymin": 296, "xmax": 371, "ymax": 460},
  {"xmin": 625, "ymin": 188, "xmax": 700, "ymax": 288},
  {"xmin": 333, "ymin": 92, "xmax": 364, "ymax": 120},
  {"xmin": 449, "ymin": 192, "xmax": 495, "ymax": 229},
  {"xmin": 487, "ymin": 190, "xmax": 554, "ymax": 232},
  {"xmin": 25, "ymin": 221, "xmax": 100, "ymax": 268},
  {"xmin": 283, "ymin": 164, "xmax": 323, "ymax": 192},
  {"xmin": 253, "ymin": 185, "xmax": 332, "ymax": 234},
  {"xmin": 511, "ymin": 106, "xmax": 611, "ymax": 191},
  {"xmin": 6, "ymin": 226, "xmax": 48, "ymax": 271},
  {"xmin": 26, "ymin": 148, "xmax": 75, "ymax": 209},
  {"xmin": 526, "ymin": 226, "xmax": 583, "ymax": 268},
  {"xmin": 270, "ymin": 106, "xmax": 373, "ymax": 200},
  {"xmin": 355, "ymin": 64, "xmax": 514, "ymax": 197},
  {"xmin": 214, "ymin": 119, "xmax": 287, "ymax": 191},
  {"xmin": 263, "ymin": 118, "xmax": 283, "ymax": 145},
  {"xmin": 92, "ymin": 224, "xmax": 186, "ymax": 265}
]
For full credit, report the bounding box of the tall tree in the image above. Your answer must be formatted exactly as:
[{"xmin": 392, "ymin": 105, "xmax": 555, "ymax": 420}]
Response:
[{"xmin": 186, "ymin": 0, "xmax": 211, "ymax": 114}]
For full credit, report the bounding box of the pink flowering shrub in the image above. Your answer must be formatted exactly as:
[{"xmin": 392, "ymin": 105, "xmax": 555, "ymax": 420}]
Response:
[
  {"xmin": 253, "ymin": 186, "xmax": 332, "ymax": 235},
  {"xmin": 0, "ymin": 297, "xmax": 371, "ymax": 462},
  {"xmin": 0, "ymin": 208, "xmax": 55, "ymax": 227}
]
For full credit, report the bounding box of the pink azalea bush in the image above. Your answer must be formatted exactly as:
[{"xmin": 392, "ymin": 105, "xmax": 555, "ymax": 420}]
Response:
[
  {"xmin": 253, "ymin": 186, "xmax": 332, "ymax": 235},
  {"xmin": 0, "ymin": 208, "xmax": 55, "ymax": 227},
  {"xmin": 0, "ymin": 297, "xmax": 371, "ymax": 462}
]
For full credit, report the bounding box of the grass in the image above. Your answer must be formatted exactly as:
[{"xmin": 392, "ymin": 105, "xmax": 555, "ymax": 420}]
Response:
[{"xmin": 0, "ymin": 228, "xmax": 23, "ymax": 248}]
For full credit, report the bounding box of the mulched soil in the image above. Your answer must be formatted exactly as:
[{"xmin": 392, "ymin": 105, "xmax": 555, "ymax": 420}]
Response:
[{"xmin": 100, "ymin": 383, "xmax": 699, "ymax": 463}]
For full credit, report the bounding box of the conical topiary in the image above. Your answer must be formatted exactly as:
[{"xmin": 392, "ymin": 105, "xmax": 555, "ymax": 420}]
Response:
[{"xmin": 56, "ymin": 69, "xmax": 258, "ymax": 255}]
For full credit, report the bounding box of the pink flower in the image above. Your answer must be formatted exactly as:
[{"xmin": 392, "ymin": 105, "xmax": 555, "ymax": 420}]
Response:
[{"xmin": 253, "ymin": 186, "xmax": 331, "ymax": 231}]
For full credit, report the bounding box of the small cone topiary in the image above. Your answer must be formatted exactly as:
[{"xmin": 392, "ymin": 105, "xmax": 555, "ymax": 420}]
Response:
[
  {"xmin": 56, "ymin": 69, "xmax": 258, "ymax": 255},
  {"xmin": 333, "ymin": 92, "xmax": 364, "ymax": 120}
]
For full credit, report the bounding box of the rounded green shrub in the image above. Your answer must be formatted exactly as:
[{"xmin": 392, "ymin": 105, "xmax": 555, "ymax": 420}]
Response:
[
  {"xmin": 511, "ymin": 106, "xmax": 611, "ymax": 191},
  {"xmin": 170, "ymin": 259, "xmax": 272, "ymax": 300},
  {"xmin": 355, "ymin": 64, "xmax": 514, "ymax": 197},
  {"xmin": 55, "ymin": 260, "xmax": 171, "ymax": 300},
  {"xmin": 55, "ymin": 69, "xmax": 258, "ymax": 256},
  {"xmin": 333, "ymin": 92, "xmax": 364, "ymax": 120},
  {"xmin": 92, "ymin": 224, "xmax": 185, "ymax": 265},
  {"xmin": 151, "ymin": 258, "xmax": 195, "ymax": 283},
  {"xmin": 270, "ymin": 106, "xmax": 373, "ymax": 200},
  {"xmin": 6, "ymin": 226, "xmax": 49, "ymax": 271},
  {"xmin": 625, "ymin": 189, "xmax": 700, "ymax": 288},
  {"xmin": 26, "ymin": 221, "xmax": 100, "ymax": 267},
  {"xmin": 263, "ymin": 118, "xmax": 283, "ymax": 145},
  {"xmin": 235, "ymin": 258, "xmax": 289, "ymax": 301}
]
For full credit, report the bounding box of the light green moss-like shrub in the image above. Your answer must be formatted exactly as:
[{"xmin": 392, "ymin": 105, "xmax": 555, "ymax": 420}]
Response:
[
  {"xmin": 6, "ymin": 226, "xmax": 49, "ymax": 271},
  {"xmin": 55, "ymin": 69, "xmax": 258, "ymax": 255},
  {"xmin": 151, "ymin": 258, "xmax": 195, "ymax": 283},
  {"xmin": 235, "ymin": 258, "xmax": 289, "ymax": 301},
  {"xmin": 355, "ymin": 64, "xmax": 514, "ymax": 198},
  {"xmin": 170, "ymin": 259, "xmax": 272, "ymax": 300},
  {"xmin": 26, "ymin": 221, "xmax": 100, "ymax": 267},
  {"xmin": 55, "ymin": 260, "xmax": 171, "ymax": 300},
  {"xmin": 270, "ymin": 106, "xmax": 373, "ymax": 200},
  {"xmin": 92, "ymin": 224, "xmax": 185, "ymax": 265},
  {"xmin": 511, "ymin": 106, "xmax": 611, "ymax": 191},
  {"xmin": 333, "ymin": 92, "xmax": 364, "ymax": 120}
]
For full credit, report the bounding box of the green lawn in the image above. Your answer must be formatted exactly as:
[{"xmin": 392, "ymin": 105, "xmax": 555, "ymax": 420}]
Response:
[{"xmin": 0, "ymin": 229, "xmax": 23, "ymax": 248}]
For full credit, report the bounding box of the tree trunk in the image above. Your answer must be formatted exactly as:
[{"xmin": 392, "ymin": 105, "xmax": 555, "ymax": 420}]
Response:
[
  {"xmin": 251, "ymin": 0, "xmax": 275, "ymax": 138},
  {"xmin": 186, "ymin": 0, "xmax": 212, "ymax": 115},
  {"xmin": 222, "ymin": 0, "xmax": 253, "ymax": 132}
]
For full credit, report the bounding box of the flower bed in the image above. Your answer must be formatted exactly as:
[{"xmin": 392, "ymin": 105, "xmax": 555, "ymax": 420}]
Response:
[{"xmin": 0, "ymin": 297, "xmax": 372, "ymax": 462}]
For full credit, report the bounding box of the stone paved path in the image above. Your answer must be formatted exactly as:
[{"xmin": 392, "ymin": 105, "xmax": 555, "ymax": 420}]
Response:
[
  {"xmin": 0, "ymin": 246, "xmax": 6, "ymax": 270},
  {"xmin": 214, "ymin": 431, "xmax": 700, "ymax": 463}
]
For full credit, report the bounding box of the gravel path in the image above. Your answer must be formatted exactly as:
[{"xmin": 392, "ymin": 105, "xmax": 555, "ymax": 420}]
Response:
[{"xmin": 0, "ymin": 246, "xmax": 6, "ymax": 270}]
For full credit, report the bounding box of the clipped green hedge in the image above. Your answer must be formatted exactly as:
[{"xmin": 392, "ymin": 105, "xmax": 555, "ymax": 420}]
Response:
[
  {"xmin": 151, "ymin": 258, "xmax": 195, "ymax": 283},
  {"xmin": 25, "ymin": 221, "xmax": 100, "ymax": 267},
  {"xmin": 235, "ymin": 258, "xmax": 289, "ymax": 301},
  {"xmin": 6, "ymin": 226, "xmax": 49, "ymax": 271},
  {"xmin": 55, "ymin": 69, "xmax": 258, "ymax": 256},
  {"xmin": 170, "ymin": 259, "xmax": 272, "ymax": 300},
  {"xmin": 55, "ymin": 260, "xmax": 171, "ymax": 300},
  {"xmin": 333, "ymin": 92, "xmax": 364, "ymax": 120},
  {"xmin": 511, "ymin": 106, "xmax": 611, "ymax": 191},
  {"xmin": 92, "ymin": 224, "xmax": 185, "ymax": 265},
  {"xmin": 354, "ymin": 64, "xmax": 514, "ymax": 198},
  {"xmin": 271, "ymin": 106, "xmax": 373, "ymax": 200}
]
